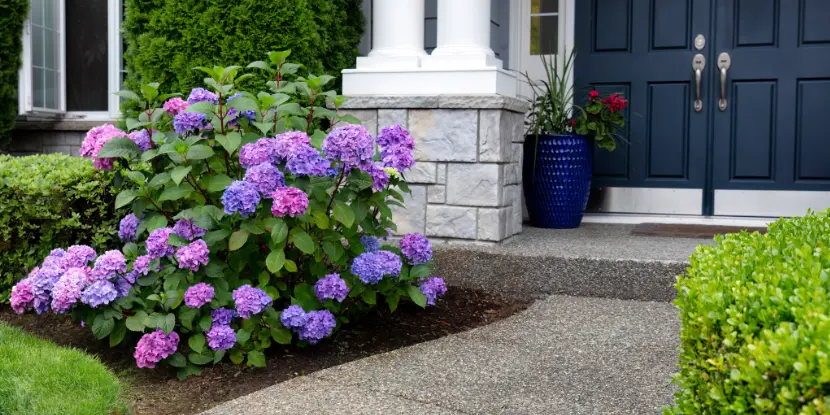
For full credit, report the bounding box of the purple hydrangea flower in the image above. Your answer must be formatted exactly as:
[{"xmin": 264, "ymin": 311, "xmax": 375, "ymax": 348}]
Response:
[
  {"xmin": 80, "ymin": 280, "xmax": 118, "ymax": 308},
  {"xmin": 50, "ymin": 268, "xmax": 89, "ymax": 314},
  {"xmin": 187, "ymin": 87, "xmax": 218, "ymax": 104},
  {"xmin": 280, "ymin": 305, "xmax": 307, "ymax": 330},
  {"xmin": 298, "ymin": 310, "xmax": 336, "ymax": 344},
  {"xmin": 274, "ymin": 131, "xmax": 312, "ymax": 162},
  {"xmin": 360, "ymin": 235, "xmax": 380, "ymax": 253},
  {"xmin": 119, "ymin": 213, "xmax": 140, "ymax": 242},
  {"xmin": 163, "ymin": 97, "xmax": 189, "ymax": 116},
  {"xmin": 80, "ymin": 124, "xmax": 127, "ymax": 171},
  {"xmin": 314, "ymin": 274, "xmax": 350, "ymax": 302},
  {"xmin": 239, "ymin": 139, "xmax": 278, "ymax": 168},
  {"xmin": 132, "ymin": 255, "xmax": 153, "ymax": 277},
  {"xmin": 176, "ymin": 239, "xmax": 210, "ymax": 272},
  {"xmin": 399, "ymin": 233, "xmax": 433, "ymax": 265},
  {"xmin": 322, "ymin": 125, "xmax": 374, "ymax": 169},
  {"xmin": 50, "ymin": 248, "xmax": 66, "ymax": 257},
  {"xmin": 232, "ymin": 284, "xmax": 272, "ymax": 319},
  {"xmin": 184, "ymin": 282, "xmax": 215, "ymax": 308},
  {"xmin": 222, "ymin": 181, "xmax": 261, "ymax": 217},
  {"xmin": 351, "ymin": 250, "xmax": 403, "ymax": 285},
  {"xmin": 376, "ymin": 124, "xmax": 416, "ymax": 149},
  {"xmin": 115, "ymin": 276, "xmax": 133, "ymax": 298},
  {"xmin": 227, "ymin": 108, "xmax": 257, "ymax": 128},
  {"xmin": 173, "ymin": 112, "xmax": 208, "ymax": 135},
  {"xmin": 173, "ymin": 219, "xmax": 207, "ymax": 241},
  {"xmin": 206, "ymin": 324, "xmax": 236, "ymax": 350},
  {"xmin": 134, "ymin": 329, "xmax": 179, "ymax": 369},
  {"xmin": 367, "ymin": 163, "xmax": 389, "ymax": 191},
  {"xmin": 146, "ymin": 228, "xmax": 176, "ymax": 258},
  {"xmin": 381, "ymin": 145, "xmax": 416, "ymax": 172},
  {"xmin": 212, "ymin": 307, "xmax": 237, "ymax": 326},
  {"xmin": 41, "ymin": 250, "xmax": 65, "ymax": 269},
  {"xmin": 128, "ymin": 129, "xmax": 152, "ymax": 152},
  {"xmin": 61, "ymin": 245, "xmax": 97, "ymax": 269},
  {"xmin": 286, "ymin": 144, "xmax": 330, "ymax": 176},
  {"xmin": 271, "ymin": 187, "xmax": 309, "ymax": 217},
  {"xmin": 419, "ymin": 277, "xmax": 447, "ymax": 306},
  {"xmin": 10, "ymin": 277, "xmax": 35, "ymax": 314},
  {"xmin": 244, "ymin": 163, "xmax": 285, "ymax": 198},
  {"xmin": 30, "ymin": 267, "xmax": 64, "ymax": 314}
]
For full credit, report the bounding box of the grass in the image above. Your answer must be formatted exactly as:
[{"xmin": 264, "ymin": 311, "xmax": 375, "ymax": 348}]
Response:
[{"xmin": 0, "ymin": 322, "xmax": 129, "ymax": 415}]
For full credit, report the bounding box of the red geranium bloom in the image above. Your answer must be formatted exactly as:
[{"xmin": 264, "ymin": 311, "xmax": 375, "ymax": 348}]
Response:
[{"xmin": 589, "ymin": 90, "xmax": 600, "ymax": 99}]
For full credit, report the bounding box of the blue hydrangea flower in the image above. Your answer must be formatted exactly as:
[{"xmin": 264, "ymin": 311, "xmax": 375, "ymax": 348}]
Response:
[
  {"xmin": 244, "ymin": 163, "xmax": 285, "ymax": 198},
  {"xmin": 187, "ymin": 87, "xmax": 218, "ymax": 104},
  {"xmin": 119, "ymin": 213, "xmax": 140, "ymax": 242},
  {"xmin": 351, "ymin": 250, "xmax": 403, "ymax": 285},
  {"xmin": 206, "ymin": 324, "xmax": 236, "ymax": 350},
  {"xmin": 298, "ymin": 310, "xmax": 336, "ymax": 344},
  {"xmin": 222, "ymin": 181, "xmax": 261, "ymax": 217},
  {"xmin": 314, "ymin": 274, "xmax": 350, "ymax": 302},
  {"xmin": 232, "ymin": 284, "xmax": 272, "ymax": 318},
  {"xmin": 286, "ymin": 144, "xmax": 330, "ymax": 176},
  {"xmin": 80, "ymin": 280, "xmax": 118, "ymax": 308},
  {"xmin": 90, "ymin": 250, "xmax": 127, "ymax": 281},
  {"xmin": 419, "ymin": 277, "xmax": 447, "ymax": 306},
  {"xmin": 360, "ymin": 235, "xmax": 380, "ymax": 253},
  {"xmin": 322, "ymin": 125, "xmax": 374, "ymax": 169},
  {"xmin": 173, "ymin": 219, "xmax": 207, "ymax": 241},
  {"xmin": 280, "ymin": 305, "xmax": 307, "ymax": 330},
  {"xmin": 173, "ymin": 112, "xmax": 208, "ymax": 135},
  {"xmin": 212, "ymin": 307, "xmax": 237, "ymax": 326},
  {"xmin": 399, "ymin": 233, "xmax": 433, "ymax": 265}
]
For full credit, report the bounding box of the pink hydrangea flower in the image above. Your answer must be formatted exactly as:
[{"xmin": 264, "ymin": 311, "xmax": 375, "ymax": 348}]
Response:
[
  {"xmin": 163, "ymin": 97, "xmax": 189, "ymax": 116},
  {"xmin": 184, "ymin": 282, "xmax": 214, "ymax": 308},
  {"xmin": 80, "ymin": 124, "xmax": 127, "ymax": 170},
  {"xmin": 134, "ymin": 329, "xmax": 180, "ymax": 369},
  {"xmin": 271, "ymin": 187, "xmax": 309, "ymax": 217},
  {"xmin": 176, "ymin": 239, "xmax": 210, "ymax": 272}
]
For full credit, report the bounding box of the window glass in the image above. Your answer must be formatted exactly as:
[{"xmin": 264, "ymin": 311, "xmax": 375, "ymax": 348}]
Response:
[
  {"xmin": 31, "ymin": 0, "xmax": 62, "ymax": 110},
  {"xmin": 66, "ymin": 0, "xmax": 109, "ymax": 111},
  {"xmin": 530, "ymin": 0, "xmax": 558, "ymax": 55}
]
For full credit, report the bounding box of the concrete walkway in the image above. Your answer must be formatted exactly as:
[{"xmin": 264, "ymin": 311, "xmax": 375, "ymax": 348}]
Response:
[{"xmin": 203, "ymin": 295, "xmax": 680, "ymax": 415}]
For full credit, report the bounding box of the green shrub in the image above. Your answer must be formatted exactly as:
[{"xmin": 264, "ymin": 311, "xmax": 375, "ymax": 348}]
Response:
[
  {"xmin": 0, "ymin": 322, "xmax": 128, "ymax": 415},
  {"xmin": 122, "ymin": 0, "xmax": 364, "ymax": 99},
  {"xmin": 0, "ymin": 0, "xmax": 29, "ymax": 148},
  {"xmin": 668, "ymin": 210, "xmax": 830, "ymax": 413},
  {"xmin": 0, "ymin": 154, "xmax": 119, "ymax": 301}
]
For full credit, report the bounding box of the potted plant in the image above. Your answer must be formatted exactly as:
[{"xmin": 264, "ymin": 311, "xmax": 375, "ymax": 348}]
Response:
[{"xmin": 521, "ymin": 51, "xmax": 628, "ymax": 229}]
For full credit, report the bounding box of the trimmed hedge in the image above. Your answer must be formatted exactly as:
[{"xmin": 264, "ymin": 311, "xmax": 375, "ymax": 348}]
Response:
[
  {"xmin": 0, "ymin": 154, "xmax": 119, "ymax": 301},
  {"xmin": 0, "ymin": 0, "xmax": 29, "ymax": 148},
  {"xmin": 668, "ymin": 211, "xmax": 830, "ymax": 413},
  {"xmin": 122, "ymin": 0, "xmax": 364, "ymax": 97}
]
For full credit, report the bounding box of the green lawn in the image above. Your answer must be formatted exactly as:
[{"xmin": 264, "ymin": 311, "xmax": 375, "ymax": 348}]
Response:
[{"xmin": 0, "ymin": 322, "xmax": 128, "ymax": 415}]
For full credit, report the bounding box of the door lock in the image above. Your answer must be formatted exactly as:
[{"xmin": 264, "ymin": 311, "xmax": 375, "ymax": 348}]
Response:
[
  {"xmin": 692, "ymin": 54, "xmax": 706, "ymax": 112},
  {"xmin": 717, "ymin": 52, "xmax": 731, "ymax": 111}
]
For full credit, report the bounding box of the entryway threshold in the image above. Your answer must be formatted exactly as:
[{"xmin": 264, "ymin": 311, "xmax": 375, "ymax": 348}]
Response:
[{"xmin": 583, "ymin": 213, "xmax": 777, "ymax": 228}]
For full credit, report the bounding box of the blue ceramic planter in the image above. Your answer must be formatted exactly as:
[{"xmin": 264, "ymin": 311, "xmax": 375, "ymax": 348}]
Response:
[{"xmin": 522, "ymin": 134, "xmax": 592, "ymax": 229}]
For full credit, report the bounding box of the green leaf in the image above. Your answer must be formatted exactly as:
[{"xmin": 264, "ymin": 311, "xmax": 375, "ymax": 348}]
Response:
[
  {"xmin": 203, "ymin": 229, "xmax": 231, "ymax": 246},
  {"xmin": 178, "ymin": 308, "xmax": 197, "ymax": 330},
  {"xmin": 333, "ymin": 203, "xmax": 355, "ymax": 228},
  {"xmin": 406, "ymin": 285, "xmax": 427, "ymax": 308},
  {"xmin": 148, "ymin": 172, "xmax": 171, "ymax": 189},
  {"xmin": 168, "ymin": 353, "xmax": 187, "ymax": 368},
  {"xmin": 322, "ymin": 241, "xmax": 343, "ymax": 262},
  {"xmin": 126, "ymin": 118, "xmax": 150, "ymax": 131},
  {"xmin": 266, "ymin": 250, "xmax": 285, "ymax": 273},
  {"xmin": 277, "ymin": 102, "xmax": 306, "ymax": 117},
  {"xmin": 229, "ymin": 230, "xmax": 250, "ymax": 251},
  {"xmin": 126, "ymin": 311, "xmax": 148, "ymax": 332},
  {"xmin": 97, "ymin": 137, "xmax": 140, "ymax": 158},
  {"xmin": 247, "ymin": 350, "xmax": 266, "ymax": 368},
  {"xmin": 410, "ymin": 264, "xmax": 430, "ymax": 280},
  {"xmin": 206, "ymin": 174, "xmax": 233, "ymax": 192},
  {"xmin": 290, "ymin": 231, "xmax": 315, "ymax": 254},
  {"xmin": 361, "ymin": 288, "xmax": 377, "ymax": 305},
  {"xmin": 199, "ymin": 315, "xmax": 212, "ymax": 331},
  {"xmin": 229, "ymin": 350, "xmax": 244, "ymax": 364},
  {"xmin": 241, "ymin": 220, "xmax": 265, "ymax": 235},
  {"xmin": 189, "ymin": 352, "xmax": 214, "ymax": 365},
  {"xmin": 167, "ymin": 233, "xmax": 190, "ymax": 247},
  {"xmin": 186, "ymin": 101, "xmax": 216, "ymax": 115},
  {"xmin": 269, "ymin": 219, "xmax": 288, "ymax": 243},
  {"xmin": 109, "ymin": 320, "xmax": 127, "ymax": 347},
  {"xmin": 284, "ymin": 259, "xmax": 297, "ymax": 273},
  {"xmin": 189, "ymin": 333, "xmax": 206, "ymax": 353},
  {"xmin": 247, "ymin": 60, "xmax": 272, "ymax": 71},
  {"xmin": 236, "ymin": 328, "xmax": 251, "ymax": 345},
  {"xmin": 143, "ymin": 215, "xmax": 168, "ymax": 234},
  {"xmin": 162, "ymin": 313, "xmax": 176, "ymax": 334},
  {"xmin": 141, "ymin": 83, "xmax": 159, "ymax": 101},
  {"xmin": 215, "ymin": 132, "xmax": 242, "ymax": 154},
  {"xmin": 170, "ymin": 165, "xmax": 193, "ymax": 186},
  {"xmin": 163, "ymin": 272, "xmax": 184, "ymax": 291},
  {"xmin": 113, "ymin": 90, "xmax": 141, "ymax": 102},
  {"xmin": 115, "ymin": 190, "xmax": 139, "ymax": 209},
  {"xmin": 213, "ymin": 349, "xmax": 226, "ymax": 364},
  {"xmin": 293, "ymin": 284, "xmax": 318, "ymax": 309},
  {"xmin": 227, "ymin": 96, "xmax": 259, "ymax": 113},
  {"xmin": 92, "ymin": 314, "xmax": 115, "ymax": 339},
  {"xmin": 312, "ymin": 211, "xmax": 330, "ymax": 229},
  {"xmin": 252, "ymin": 121, "xmax": 273, "ymax": 135},
  {"xmin": 159, "ymin": 184, "xmax": 192, "ymax": 202},
  {"xmin": 187, "ymin": 144, "xmax": 215, "ymax": 160},
  {"xmin": 270, "ymin": 326, "xmax": 293, "ymax": 345},
  {"xmin": 387, "ymin": 294, "xmax": 400, "ymax": 312}
]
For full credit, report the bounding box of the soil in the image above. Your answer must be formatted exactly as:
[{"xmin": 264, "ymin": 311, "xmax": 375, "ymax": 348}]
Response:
[{"xmin": 0, "ymin": 287, "xmax": 528, "ymax": 415}]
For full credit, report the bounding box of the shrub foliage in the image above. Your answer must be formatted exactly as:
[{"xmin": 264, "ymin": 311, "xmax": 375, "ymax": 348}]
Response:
[
  {"xmin": 668, "ymin": 210, "xmax": 830, "ymax": 413},
  {"xmin": 0, "ymin": 154, "xmax": 118, "ymax": 301},
  {"xmin": 0, "ymin": 0, "xmax": 29, "ymax": 147},
  {"xmin": 9, "ymin": 52, "xmax": 445, "ymax": 379},
  {"xmin": 122, "ymin": 0, "xmax": 364, "ymax": 98}
]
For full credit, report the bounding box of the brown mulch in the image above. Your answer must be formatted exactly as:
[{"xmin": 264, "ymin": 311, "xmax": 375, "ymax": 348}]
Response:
[
  {"xmin": 631, "ymin": 223, "xmax": 767, "ymax": 239},
  {"xmin": 0, "ymin": 287, "xmax": 528, "ymax": 415}
]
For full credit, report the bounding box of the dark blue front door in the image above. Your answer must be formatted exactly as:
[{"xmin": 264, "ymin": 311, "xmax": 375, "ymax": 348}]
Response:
[{"xmin": 576, "ymin": 0, "xmax": 830, "ymax": 216}]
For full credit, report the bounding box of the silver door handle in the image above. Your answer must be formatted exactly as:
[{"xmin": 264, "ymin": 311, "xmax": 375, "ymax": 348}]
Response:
[
  {"xmin": 692, "ymin": 54, "xmax": 705, "ymax": 112},
  {"xmin": 717, "ymin": 52, "xmax": 731, "ymax": 111}
]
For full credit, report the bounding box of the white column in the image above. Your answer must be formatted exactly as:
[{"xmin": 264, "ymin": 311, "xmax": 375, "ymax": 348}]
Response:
[
  {"xmin": 422, "ymin": 0, "xmax": 502, "ymax": 69},
  {"xmin": 356, "ymin": 0, "xmax": 426, "ymax": 69}
]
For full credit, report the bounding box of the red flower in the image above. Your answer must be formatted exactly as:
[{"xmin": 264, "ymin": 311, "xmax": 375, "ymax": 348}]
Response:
[
  {"xmin": 570, "ymin": 120, "xmax": 576, "ymax": 127},
  {"xmin": 589, "ymin": 90, "xmax": 600, "ymax": 99},
  {"xmin": 602, "ymin": 93, "xmax": 628, "ymax": 113}
]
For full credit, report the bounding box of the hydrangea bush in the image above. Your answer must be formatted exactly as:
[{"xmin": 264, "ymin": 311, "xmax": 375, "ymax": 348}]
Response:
[{"xmin": 9, "ymin": 51, "xmax": 446, "ymax": 379}]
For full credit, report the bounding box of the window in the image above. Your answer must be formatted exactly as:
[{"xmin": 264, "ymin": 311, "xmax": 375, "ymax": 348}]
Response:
[
  {"xmin": 530, "ymin": 0, "xmax": 558, "ymax": 55},
  {"xmin": 19, "ymin": 0, "xmax": 123, "ymax": 119}
]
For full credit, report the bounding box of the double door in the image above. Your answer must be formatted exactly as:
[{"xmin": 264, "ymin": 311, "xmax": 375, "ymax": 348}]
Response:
[{"xmin": 576, "ymin": 0, "xmax": 830, "ymax": 216}]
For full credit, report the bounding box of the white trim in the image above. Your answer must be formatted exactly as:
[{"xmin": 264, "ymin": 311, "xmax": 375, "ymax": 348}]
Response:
[
  {"xmin": 589, "ymin": 187, "xmax": 703, "ymax": 215},
  {"xmin": 64, "ymin": 111, "xmax": 113, "ymax": 121},
  {"xmin": 107, "ymin": 0, "xmax": 123, "ymax": 118},
  {"xmin": 18, "ymin": 17, "xmax": 32, "ymax": 114},
  {"xmin": 582, "ymin": 213, "xmax": 776, "ymax": 227}
]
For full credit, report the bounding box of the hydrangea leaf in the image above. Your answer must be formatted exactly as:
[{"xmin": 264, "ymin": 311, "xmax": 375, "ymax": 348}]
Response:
[
  {"xmin": 115, "ymin": 189, "xmax": 139, "ymax": 209},
  {"xmin": 406, "ymin": 285, "xmax": 427, "ymax": 309},
  {"xmin": 109, "ymin": 320, "xmax": 127, "ymax": 347},
  {"xmin": 199, "ymin": 315, "xmax": 213, "ymax": 332},
  {"xmin": 126, "ymin": 311, "xmax": 148, "ymax": 332},
  {"xmin": 186, "ymin": 144, "xmax": 215, "ymax": 160},
  {"xmin": 332, "ymin": 203, "xmax": 355, "ymax": 228},
  {"xmin": 159, "ymin": 183, "xmax": 193, "ymax": 202},
  {"xmin": 170, "ymin": 165, "xmax": 192, "ymax": 186},
  {"xmin": 229, "ymin": 230, "xmax": 249, "ymax": 251},
  {"xmin": 92, "ymin": 314, "xmax": 115, "ymax": 339},
  {"xmin": 215, "ymin": 132, "xmax": 242, "ymax": 154},
  {"xmin": 387, "ymin": 294, "xmax": 400, "ymax": 313},
  {"xmin": 270, "ymin": 327, "xmax": 292, "ymax": 345},
  {"xmin": 188, "ymin": 352, "xmax": 213, "ymax": 365},
  {"xmin": 188, "ymin": 333, "xmax": 206, "ymax": 353},
  {"xmin": 205, "ymin": 174, "xmax": 233, "ymax": 193},
  {"xmin": 236, "ymin": 328, "xmax": 251, "ymax": 345},
  {"xmin": 98, "ymin": 137, "xmax": 141, "ymax": 159},
  {"xmin": 268, "ymin": 218, "xmax": 288, "ymax": 243},
  {"xmin": 266, "ymin": 250, "xmax": 285, "ymax": 273},
  {"xmin": 167, "ymin": 353, "xmax": 187, "ymax": 368},
  {"xmin": 247, "ymin": 350, "xmax": 266, "ymax": 368},
  {"xmin": 361, "ymin": 288, "xmax": 377, "ymax": 305},
  {"xmin": 290, "ymin": 231, "xmax": 315, "ymax": 254},
  {"xmin": 410, "ymin": 264, "xmax": 430, "ymax": 280}
]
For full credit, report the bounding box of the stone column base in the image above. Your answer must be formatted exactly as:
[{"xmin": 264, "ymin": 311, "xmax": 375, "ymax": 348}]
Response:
[{"xmin": 338, "ymin": 95, "xmax": 529, "ymax": 244}]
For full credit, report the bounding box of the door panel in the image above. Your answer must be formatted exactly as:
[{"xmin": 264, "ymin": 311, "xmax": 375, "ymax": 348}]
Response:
[
  {"xmin": 576, "ymin": 0, "xmax": 710, "ymax": 214},
  {"xmin": 711, "ymin": 0, "xmax": 830, "ymax": 215}
]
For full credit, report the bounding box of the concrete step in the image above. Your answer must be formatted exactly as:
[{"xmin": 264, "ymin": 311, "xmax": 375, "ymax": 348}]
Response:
[{"xmin": 435, "ymin": 224, "xmax": 712, "ymax": 302}]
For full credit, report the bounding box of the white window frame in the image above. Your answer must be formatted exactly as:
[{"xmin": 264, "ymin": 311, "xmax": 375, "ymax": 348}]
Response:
[{"xmin": 19, "ymin": 0, "xmax": 123, "ymax": 120}]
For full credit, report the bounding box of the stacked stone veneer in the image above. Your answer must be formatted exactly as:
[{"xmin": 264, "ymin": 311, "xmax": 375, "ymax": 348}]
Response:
[
  {"xmin": 7, "ymin": 120, "xmax": 103, "ymax": 156},
  {"xmin": 339, "ymin": 95, "xmax": 529, "ymax": 244}
]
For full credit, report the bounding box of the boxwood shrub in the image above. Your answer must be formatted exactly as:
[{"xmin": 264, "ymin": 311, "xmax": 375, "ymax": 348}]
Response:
[
  {"xmin": 668, "ymin": 210, "xmax": 830, "ymax": 413},
  {"xmin": 0, "ymin": 154, "xmax": 118, "ymax": 301}
]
